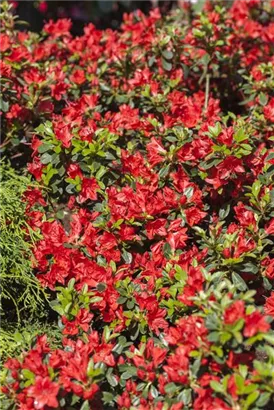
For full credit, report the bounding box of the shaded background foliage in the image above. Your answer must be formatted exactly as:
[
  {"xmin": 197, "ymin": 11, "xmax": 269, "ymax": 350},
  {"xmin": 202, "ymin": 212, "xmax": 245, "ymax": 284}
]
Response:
[
  {"xmin": 13, "ymin": 0, "xmax": 184, "ymax": 33},
  {"xmin": 10, "ymin": 0, "xmax": 221, "ymax": 34}
]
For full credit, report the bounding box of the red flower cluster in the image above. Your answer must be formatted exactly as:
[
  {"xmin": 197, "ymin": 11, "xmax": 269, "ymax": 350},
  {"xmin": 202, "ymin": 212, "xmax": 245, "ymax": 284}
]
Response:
[{"xmin": 1, "ymin": 0, "xmax": 274, "ymax": 409}]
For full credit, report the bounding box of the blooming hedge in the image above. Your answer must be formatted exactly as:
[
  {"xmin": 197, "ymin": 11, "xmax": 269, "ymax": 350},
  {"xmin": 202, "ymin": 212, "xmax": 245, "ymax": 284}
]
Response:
[{"xmin": 1, "ymin": 0, "xmax": 274, "ymax": 409}]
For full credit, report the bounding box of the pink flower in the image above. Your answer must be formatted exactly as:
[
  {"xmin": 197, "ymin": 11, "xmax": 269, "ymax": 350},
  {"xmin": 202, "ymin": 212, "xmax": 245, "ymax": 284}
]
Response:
[
  {"xmin": 38, "ymin": 1, "xmax": 48, "ymax": 14},
  {"xmin": 28, "ymin": 376, "xmax": 59, "ymax": 409}
]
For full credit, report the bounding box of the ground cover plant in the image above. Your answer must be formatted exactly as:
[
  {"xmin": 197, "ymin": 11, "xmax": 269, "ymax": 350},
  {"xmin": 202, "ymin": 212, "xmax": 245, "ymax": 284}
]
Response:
[{"xmin": 1, "ymin": 0, "xmax": 274, "ymax": 409}]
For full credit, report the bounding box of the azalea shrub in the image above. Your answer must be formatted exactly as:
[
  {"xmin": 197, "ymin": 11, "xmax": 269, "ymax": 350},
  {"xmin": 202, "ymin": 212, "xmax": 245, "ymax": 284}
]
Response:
[{"xmin": 1, "ymin": 0, "xmax": 274, "ymax": 409}]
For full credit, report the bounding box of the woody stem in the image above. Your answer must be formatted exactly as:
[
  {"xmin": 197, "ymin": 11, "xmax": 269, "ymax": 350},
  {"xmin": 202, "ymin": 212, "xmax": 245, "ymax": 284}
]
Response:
[{"xmin": 204, "ymin": 74, "xmax": 210, "ymax": 112}]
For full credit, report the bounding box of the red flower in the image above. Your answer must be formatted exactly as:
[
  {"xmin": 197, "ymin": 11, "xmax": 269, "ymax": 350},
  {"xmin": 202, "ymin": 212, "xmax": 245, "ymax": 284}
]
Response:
[
  {"xmin": 50, "ymin": 81, "xmax": 69, "ymax": 101},
  {"xmin": 234, "ymin": 202, "xmax": 257, "ymax": 230},
  {"xmin": 0, "ymin": 34, "xmax": 11, "ymax": 52},
  {"xmin": 265, "ymin": 218, "xmax": 274, "ymax": 235},
  {"xmin": 78, "ymin": 177, "xmax": 99, "ymax": 203},
  {"xmin": 169, "ymin": 91, "xmax": 201, "ymax": 128},
  {"xmin": 151, "ymin": 346, "xmax": 167, "ymax": 367},
  {"xmin": 146, "ymin": 219, "xmax": 167, "ymax": 239},
  {"xmin": 244, "ymin": 311, "xmax": 270, "ymax": 338},
  {"xmin": 6, "ymin": 104, "xmax": 30, "ymax": 121},
  {"xmin": 264, "ymin": 97, "xmax": 274, "ymax": 122},
  {"xmin": 217, "ymin": 127, "xmax": 234, "ymax": 147},
  {"xmin": 67, "ymin": 163, "xmax": 83, "ymax": 179},
  {"xmin": 76, "ymin": 308, "xmax": 93, "ymax": 332},
  {"xmin": 62, "ymin": 317, "xmax": 78, "ymax": 335},
  {"xmin": 264, "ymin": 292, "xmax": 274, "ymax": 318},
  {"xmin": 53, "ymin": 121, "xmax": 73, "ymax": 148},
  {"xmin": 185, "ymin": 207, "xmax": 207, "ymax": 227},
  {"xmin": 70, "ymin": 69, "xmax": 86, "ymax": 85},
  {"xmin": 206, "ymin": 156, "xmax": 245, "ymax": 189},
  {"xmin": 42, "ymin": 221, "xmax": 66, "ymax": 247},
  {"xmin": 167, "ymin": 227, "xmax": 188, "ymax": 250},
  {"xmin": 147, "ymin": 137, "xmax": 167, "ymax": 167},
  {"xmin": 194, "ymin": 388, "xmax": 231, "ymax": 410},
  {"xmin": 0, "ymin": 60, "xmax": 12, "ymax": 77},
  {"xmin": 38, "ymin": 1, "xmax": 48, "ymax": 13},
  {"xmin": 83, "ymin": 384, "xmax": 100, "ymax": 400},
  {"xmin": 27, "ymin": 157, "xmax": 44, "ymax": 181},
  {"xmin": 28, "ymin": 376, "xmax": 59, "ymax": 409},
  {"xmin": 224, "ymin": 300, "xmax": 245, "ymax": 324},
  {"xmin": 44, "ymin": 19, "xmax": 72, "ymax": 37},
  {"xmin": 93, "ymin": 343, "xmax": 115, "ymax": 366},
  {"xmin": 146, "ymin": 306, "xmax": 168, "ymax": 335},
  {"xmin": 37, "ymin": 100, "xmax": 54, "ymax": 114}
]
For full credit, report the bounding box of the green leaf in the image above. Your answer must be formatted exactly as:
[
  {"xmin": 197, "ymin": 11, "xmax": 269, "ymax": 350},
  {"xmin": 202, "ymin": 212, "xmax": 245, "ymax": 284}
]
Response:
[
  {"xmin": 208, "ymin": 122, "xmax": 222, "ymax": 138},
  {"xmin": 71, "ymin": 395, "xmax": 80, "ymax": 406},
  {"xmin": 126, "ymin": 299, "xmax": 135, "ymax": 309},
  {"xmin": 80, "ymin": 400, "xmax": 90, "ymax": 410},
  {"xmin": 178, "ymin": 389, "xmax": 192, "ymax": 405},
  {"xmin": 263, "ymin": 277, "xmax": 272, "ymax": 291},
  {"xmin": 43, "ymin": 168, "xmax": 58, "ymax": 185},
  {"xmin": 121, "ymin": 367, "xmax": 137, "ymax": 379},
  {"xmin": 148, "ymin": 56, "xmax": 156, "ymax": 67},
  {"xmin": 165, "ymin": 382, "xmax": 178, "ymax": 394},
  {"xmin": 241, "ymin": 262, "xmax": 258, "ymax": 274},
  {"xmin": 256, "ymin": 392, "xmax": 271, "ymax": 407},
  {"xmin": 191, "ymin": 357, "xmax": 201, "ymax": 376},
  {"xmin": 150, "ymin": 385, "xmax": 159, "ymax": 399},
  {"xmin": 96, "ymin": 282, "xmax": 107, "ymax": 292},
  {"xmin": 234, "ymin": 128, "xmax": 247, "ymax": 143},
  {"xmin": 259, "ymin": 92, "xmax": 268, "ymax": 106},
  {"xmin": 38, "ymin": 143, "xmax": 54, "ymax": 154},
  {"xmin": 200, "ymin": 158, "xmax": 222, "ymax": 170},
  {"xmin": 161, "ymin": 49, "xmax": 173, "ymax": 60},
  {"xmin": 200, "ymin": 53, "xmax": 210, "ymax": 66},
  {"xmin": 106, "ymin": 371, "xmax": 118, "ymax": 387},
  {"xmin": 117, "ymin": 296, "xmax": 127, "ymax": 304},
  {"xmin": 49, "ymin": 301, "xmax": 64, "ymax": 316},
  {"xmin": 159, "ymin": 164, "xmax": 170, "ymax": 178},
  {"xmin": 232, "ymin": 272, "xmax": 247, "ymax": 291},
  {"xmin": 193, "ymin": 0, "xmax": 206, "ymax": 12},
  {"xmin": 235, "ymin": 374, "xmax": 245, "ymax": 392},
  {"xmin": 263, "ymin": 332, "xmax": 274, "ymax": 345},
  {"xmin": 210, "ymin": 380, "xmax": 224, "ymax": 393},
  {"xmin": 266, "ymin": 152, "xmax": 274, "ymax": 162},
  {"xmin": 163, "ymin": 242, "xmax": 172, "ymax": 259},
  {"xmin": 207, "ymin": 331, "xmax": 220, "ymax": 342},
  {"xmin": 160, "ymin": 35, "xmax": 171, "ymax": 46},
  {"xmin": 64, "ymin": 302, "xmax": 72, "ymax": 314},
  {"xmin": 102, "ymin": 391, "xmax": 114, "ymax": 404},
  {"xmin": 122, "ymin": 249, "xmax": 132, "ymax": 264},
  {"xmin": 40, "ymin": 152, "xmax": 52, "ymax": 164},
  {"xmin": 161, "ymin": 57, "xmax": 172, "ymax": 71},
  {"xmin": 193, "ymin": 28, "xmax": 205, "ymax": 38},
  {"xmin": 184, "ymin": 186, "xmax": 194, "ymax": 199},
  {"xmin": 89, "ymin": 296, "xmax": 103, "ymax": 303},
  {"xmin": 244, "ymin": 391, "xmax": 259, "ymax": 409},
  {"xmin": 68, "ymin": 278, "xmax": 75, "ymax": 290},
  {"xmin": 219, "ymin": 204, "xmax": 230, "ymax": 220},
  {"xmin": 239, "ymin": 93, "xmax": 256, "ymax": 106},
  {"xmin": 0, "ymin": 99, "xmax": 9, "ymax": 112},
  {"xmin": 21, "ymin": 369, "xmax": 35, "ymax": 385},
  {"xmin": 13, "ymin": 331, "xmax": 23, "ymax": 343}
]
